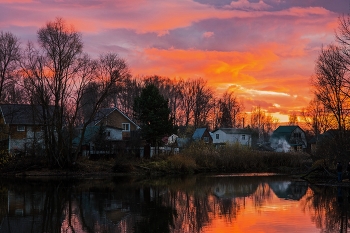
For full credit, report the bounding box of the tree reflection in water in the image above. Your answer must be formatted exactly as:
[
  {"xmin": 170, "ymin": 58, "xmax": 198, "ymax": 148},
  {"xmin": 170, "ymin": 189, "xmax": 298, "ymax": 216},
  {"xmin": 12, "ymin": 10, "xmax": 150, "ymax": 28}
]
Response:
[
  {"xmin": 0, "ymin": 175, "xmax": 348, "ymax": 233},
  {"xmin": 304, "ymin": 184, "xmax": 350, "ymax": 233}
]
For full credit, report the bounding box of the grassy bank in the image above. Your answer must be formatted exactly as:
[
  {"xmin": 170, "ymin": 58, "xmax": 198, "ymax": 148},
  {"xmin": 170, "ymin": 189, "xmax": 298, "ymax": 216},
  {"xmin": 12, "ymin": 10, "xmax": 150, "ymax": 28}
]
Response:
[
  {"xmin": 132, "ymin": 142, "xmax": 312, "ymax": 175},
  {"xmin": 0, "ymin": 142, "xmax": 313, "ymax": 177}
]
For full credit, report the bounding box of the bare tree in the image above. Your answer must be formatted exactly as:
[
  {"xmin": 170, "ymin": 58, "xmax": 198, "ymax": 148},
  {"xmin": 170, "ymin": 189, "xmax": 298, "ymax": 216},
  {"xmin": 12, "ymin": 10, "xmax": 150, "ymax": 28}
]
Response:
[
  {"xmin": 250, "ymin": 106, "xmax": 278, "ymax": 142},
  {"xmin": 216, "ymin": 91, "xmax": 243, "ymax": 128},
  {"xmin": 0, "ymin": 31, "xmax": 21, "ymax": 103},
  {"xmin": 74, "ymin": 53, "xmax": 129, "ymax": 160},
  {"xmin": 300, "ymin": 98, "xmax": 335, "ymax": 136},
  {"xmin": 115, "ymin": 75, "xmax": 141, "ymax": 118},
  {"xmin": 20, "ymin": 18, "xmax": 84, "ymax": 166},
  {"xmin": 288, "ymin": 111, "xmax": 298, "ymax": 126},
  {"xmin": 312, "ymin": 44, "xmax": 350, "ymax": 133},
  {"xmin": 192, "ymin": 78, "xmax": 214, "ymax": 128},
  {"xmin": 21, "ymin": 18, "xmax": 129, "ymax": 167},
  {"xmin": 178, "ymin": 78, "xmax": 196, "ymax": 128}
]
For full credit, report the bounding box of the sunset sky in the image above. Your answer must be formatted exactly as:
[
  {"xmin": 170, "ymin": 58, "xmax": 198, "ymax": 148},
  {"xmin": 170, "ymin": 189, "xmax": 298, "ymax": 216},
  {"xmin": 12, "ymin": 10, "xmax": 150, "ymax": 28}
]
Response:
[{"xmin": 0, "ymin": 0, "xmax": 348, "ymax": 122}]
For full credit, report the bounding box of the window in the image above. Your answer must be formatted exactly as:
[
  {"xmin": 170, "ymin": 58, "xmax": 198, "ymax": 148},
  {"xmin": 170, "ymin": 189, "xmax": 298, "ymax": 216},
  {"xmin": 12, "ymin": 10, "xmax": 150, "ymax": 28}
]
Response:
[
  {"xmin": 106, "ymin": 131, "xmax": 111, "ymax": 136},
  {"xmin": 294, "ymin": 133, "xmax": 301, "ymax": 138},
  {"xmin": 122, "ymin": 123, "xmax": 130, "ymax": 131},
  {"xmin": 242, "ymin": 135, "xmax": 245, "ymax": 140},
  {"xmin": 203, "ymin": 137, "xmax": 209, "ymax": 143},
  {"xmin": 216, "ymin": 134, "xmax": 219, "ymax": 139},
  {"xmin": 17, "ymin": 125, "xmax": 25, "ymax": 132}
]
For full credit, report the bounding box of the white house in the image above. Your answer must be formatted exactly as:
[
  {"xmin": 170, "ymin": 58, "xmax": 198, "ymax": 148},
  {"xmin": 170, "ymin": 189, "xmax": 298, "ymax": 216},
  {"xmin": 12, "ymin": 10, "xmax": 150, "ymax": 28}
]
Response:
[
  {"xmin": 212, "ymin": 128, "xmax": 252, "ymax": 147},
  {"xmin": 167, "ymin": 134, "xmax": 178, "ymax": 145}
]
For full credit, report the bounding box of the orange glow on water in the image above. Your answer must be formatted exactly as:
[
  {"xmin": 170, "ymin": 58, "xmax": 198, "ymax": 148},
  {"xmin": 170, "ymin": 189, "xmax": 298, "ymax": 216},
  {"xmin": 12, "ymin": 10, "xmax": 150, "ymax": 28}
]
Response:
[{"xmin": 202, "ymin": 187, "xmax": 318, "ymax": 233}]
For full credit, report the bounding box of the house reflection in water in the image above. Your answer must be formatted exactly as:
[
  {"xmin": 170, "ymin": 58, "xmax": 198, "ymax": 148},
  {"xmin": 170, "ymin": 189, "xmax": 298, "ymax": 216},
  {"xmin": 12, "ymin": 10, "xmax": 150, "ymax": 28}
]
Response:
[
  {"xmin": 268, "ymin": 181, "xmax": 308, "ymax": 200},
  {"xmin": 212, "ymin": 178, "xmax": 308, "ymax": 201},
  {"xmin": 213, "ymin": 183, "xmax": 259, "ymax": 199}
]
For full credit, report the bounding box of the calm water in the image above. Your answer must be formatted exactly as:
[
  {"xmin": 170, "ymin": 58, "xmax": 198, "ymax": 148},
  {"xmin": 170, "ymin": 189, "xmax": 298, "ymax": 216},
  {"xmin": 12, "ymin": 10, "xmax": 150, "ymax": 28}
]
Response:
[{"xmin": 0, "ymin": 174, "xmax": 348, "ymax": 233}]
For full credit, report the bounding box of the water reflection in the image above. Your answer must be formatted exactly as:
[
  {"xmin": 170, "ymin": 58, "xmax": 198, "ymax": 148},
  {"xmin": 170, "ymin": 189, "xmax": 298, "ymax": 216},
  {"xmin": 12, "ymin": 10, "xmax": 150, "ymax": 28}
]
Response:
[{"xmin": 0, "ymin": 175, "xmax": 348, "ymax": 232}]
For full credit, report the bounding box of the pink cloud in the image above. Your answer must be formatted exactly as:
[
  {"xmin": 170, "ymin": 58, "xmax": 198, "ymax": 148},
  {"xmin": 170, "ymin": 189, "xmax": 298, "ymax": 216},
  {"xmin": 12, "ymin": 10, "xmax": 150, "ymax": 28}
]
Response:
[
  {"xmin": 203, "ymin": 31, "xmax": 214, "ymax": 38},
  {"xmin": 0, "ymin": 0, "xmax": 32, "ymax": 2},
  {"xmin": 226, "ymin": 0, "xmax": 272, "ymax": 11}
]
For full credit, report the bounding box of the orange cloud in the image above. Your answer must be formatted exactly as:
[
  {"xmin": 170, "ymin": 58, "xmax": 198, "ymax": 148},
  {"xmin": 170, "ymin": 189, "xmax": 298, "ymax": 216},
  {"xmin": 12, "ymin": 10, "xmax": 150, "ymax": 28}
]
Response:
[{"xmin": 131, "ymin": 45, "xmax": 313, "ymax": 121}]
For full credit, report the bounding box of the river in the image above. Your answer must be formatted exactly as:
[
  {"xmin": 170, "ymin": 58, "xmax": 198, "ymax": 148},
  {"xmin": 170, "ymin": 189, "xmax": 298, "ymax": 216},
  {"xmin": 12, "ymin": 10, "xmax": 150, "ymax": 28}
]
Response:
[{"xmin": 0, "ymin": 173, "xmax": 347, "ymax": 233}]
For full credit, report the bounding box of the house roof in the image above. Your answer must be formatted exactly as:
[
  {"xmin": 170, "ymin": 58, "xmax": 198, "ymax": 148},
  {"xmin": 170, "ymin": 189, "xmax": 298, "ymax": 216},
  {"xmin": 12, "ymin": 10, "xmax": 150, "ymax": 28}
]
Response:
[
  {"xmin": 0, "ymin": 104, "xmax": 52, "ymax": 125},
  {"xmin": 213, "ymin": 128, "xmax": 252, "ymax": 134},
  {"xmin": 92, "ymin": 107, "xmax": 139, "ymax": 128},
  {"xmin": 273, "ymin": 126, "xmax": 300, "ymax": 134},
  {"xmin": 192, "ymin": 128, "xmax": 208, "ymax": 140}
]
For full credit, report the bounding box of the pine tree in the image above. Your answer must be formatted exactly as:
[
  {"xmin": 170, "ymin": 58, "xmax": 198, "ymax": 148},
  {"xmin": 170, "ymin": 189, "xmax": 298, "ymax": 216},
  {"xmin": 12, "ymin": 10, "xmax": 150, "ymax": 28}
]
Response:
[{"xmin": 133, "ymin": 84, "xmax": 176, "ymax": 146}]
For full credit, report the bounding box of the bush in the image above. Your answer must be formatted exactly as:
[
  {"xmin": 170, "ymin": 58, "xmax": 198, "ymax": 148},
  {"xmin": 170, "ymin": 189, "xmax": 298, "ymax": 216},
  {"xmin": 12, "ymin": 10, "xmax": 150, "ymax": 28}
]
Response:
[
  {"xmin": 0, "ymin": 149, "xmax": 11, "ymax": 167},
  {"xmin": 167, "ymin": 154, "xmax": 197, "ymax": 173},
  {"xmin": 138, "ymin": 153, "xmax": 197, "ymax": 174}
]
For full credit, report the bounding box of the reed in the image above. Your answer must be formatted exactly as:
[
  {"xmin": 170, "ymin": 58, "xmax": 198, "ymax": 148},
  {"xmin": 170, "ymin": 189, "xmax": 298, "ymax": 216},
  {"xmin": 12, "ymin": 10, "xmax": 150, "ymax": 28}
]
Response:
[{"xmin": 179, "ymin": 141, "xmax": 311, "ymax": 173}]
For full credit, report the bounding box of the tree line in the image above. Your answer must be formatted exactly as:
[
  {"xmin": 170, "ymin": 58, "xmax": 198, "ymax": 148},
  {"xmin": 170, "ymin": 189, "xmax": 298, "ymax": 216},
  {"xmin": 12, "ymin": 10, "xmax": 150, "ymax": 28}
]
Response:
[{"xmin": 0, "ymin": 17, "xmax": 281, "ymax": 167}]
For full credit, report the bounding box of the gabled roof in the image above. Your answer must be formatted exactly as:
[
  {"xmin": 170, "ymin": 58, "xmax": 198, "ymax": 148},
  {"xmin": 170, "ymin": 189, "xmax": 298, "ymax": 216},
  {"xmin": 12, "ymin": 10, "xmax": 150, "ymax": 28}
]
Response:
[
  {"xmin": 192, "ymin": 128, "xmax": 208, "ymax": 140},
  {"xmin": 0, "ymin": 104, "xmax": 52, "ymax": 125},
  {"xmin": 92, "ymin": 107, "xmax": 139, "ymax": 128},
  {"xmin": 213, "ymin": 128, "xmax": 252, "ymax": 134},
  {"xmin": 273, "ymin": 126, "xmax": 300, "ymax": 134}
]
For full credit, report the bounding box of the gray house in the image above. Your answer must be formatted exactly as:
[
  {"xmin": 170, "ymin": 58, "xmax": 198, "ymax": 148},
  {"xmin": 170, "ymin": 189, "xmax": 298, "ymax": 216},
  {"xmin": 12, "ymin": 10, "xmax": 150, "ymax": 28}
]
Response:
[
  {"xmin": 0, "ymin": 104, "xmax": 50, "ymax": 154},
  {"xmin": 270, "ymin": 126, "xmax": 307, "ymax": 152}
]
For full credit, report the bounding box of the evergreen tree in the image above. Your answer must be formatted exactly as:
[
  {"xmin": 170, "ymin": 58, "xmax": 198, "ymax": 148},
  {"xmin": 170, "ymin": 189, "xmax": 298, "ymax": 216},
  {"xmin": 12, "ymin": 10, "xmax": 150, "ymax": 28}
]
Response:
[{"xmin": 133, "ymin": 84, "xmax": 176, "ymax": 146}]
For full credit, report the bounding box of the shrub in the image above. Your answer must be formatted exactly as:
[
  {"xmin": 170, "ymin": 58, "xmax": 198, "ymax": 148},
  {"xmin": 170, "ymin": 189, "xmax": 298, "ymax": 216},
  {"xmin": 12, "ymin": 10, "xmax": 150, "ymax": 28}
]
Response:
[
  {"xmin": 0, "ymin": 149, "xmax": 11, "ymax": 167},
  {"xmin": 167, "ymin": 154, "xmax": 197, "ymax": 173}
]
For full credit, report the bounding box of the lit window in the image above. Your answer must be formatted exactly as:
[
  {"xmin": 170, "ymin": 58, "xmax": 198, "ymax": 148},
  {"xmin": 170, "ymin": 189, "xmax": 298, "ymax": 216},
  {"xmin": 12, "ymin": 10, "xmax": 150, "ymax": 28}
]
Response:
[
  {"xmin": 122, "ymin": 123, "xmax": 130, "ymax": 131},
  {"xmin": 216, "ymin": 134, "xmax": 219, "ymax": 139},
  {"xmin": 17, "ymin": 125, "xmax": 25, "ymax": 132}
]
